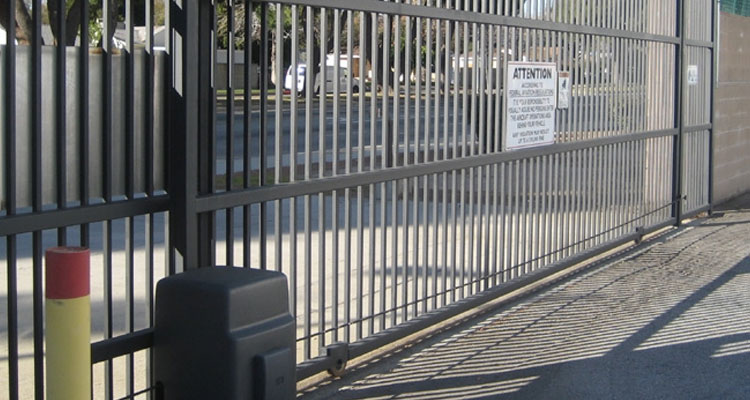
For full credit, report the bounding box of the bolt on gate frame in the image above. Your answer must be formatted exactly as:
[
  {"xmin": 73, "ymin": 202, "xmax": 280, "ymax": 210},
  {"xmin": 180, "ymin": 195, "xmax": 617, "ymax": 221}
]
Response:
[{"xmin": 1, "ymin": 0, "xmax": 715, "ymax": 398}]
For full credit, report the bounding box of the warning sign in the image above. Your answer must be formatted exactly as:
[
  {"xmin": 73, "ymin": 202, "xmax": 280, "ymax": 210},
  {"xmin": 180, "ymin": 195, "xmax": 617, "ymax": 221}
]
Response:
[
  {"xmin": 504, "ymin": 62, "xmax": 557, "ymax": 151},
  {"xmin": 558, "ymin": 71, "xmax": 570, "ymax": 109}
]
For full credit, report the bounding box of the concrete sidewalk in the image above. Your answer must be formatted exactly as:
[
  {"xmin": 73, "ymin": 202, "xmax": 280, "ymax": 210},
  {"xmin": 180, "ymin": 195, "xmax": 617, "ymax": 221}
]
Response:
[{"xmin": 301, "ymin": 192, "xmax": 750, "ymax": 399}]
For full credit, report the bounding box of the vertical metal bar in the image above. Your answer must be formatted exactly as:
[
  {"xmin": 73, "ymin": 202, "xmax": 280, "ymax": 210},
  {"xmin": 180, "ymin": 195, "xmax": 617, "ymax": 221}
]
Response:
[
  {"xmin": 356, "ymin": 12, "xmax": 368, "ymax": 339},
  {"xmin": 4, "ymin": 0, "xmax": 18, "ymax": 396},
  {"xmin": 594, "ymin": 144, "xmax": 603, "ymax": 245},
  {"xmin": 552, "ymin": 152, "xmax": 559, "ymax": 263},
  {"xmin": 304, "ymin": 5, "xmax": 313, "ymax": 359},
  {"xmin": 318, "ymin": 189, "xmax": 326, "ymax": 350},
  {"xmin": 492, "ymin": 159, "xmax": 499, "ymax": 286},
  {"xmin": 332, "ymin": 191, "xmax": 339, "ymax": 341},
  {"xmin": 542, "ymin": 153, "xmax": 550, "ymax": 265},
  {"xmin": 449, "ymin": 15, "xmax": 459, "ymax": 300},
  {"xmin": 413, "ymin": 14, "xmax": 422, "ymax": 315},
  {"xmin": 274, "ymin": 3, "xmax": 284, "ymax": 272},
  {"xmin": 369, "ymin": 186, "xmax": 376, "ymax": 331},
  {"xmin": 608, "ymin": 143, "xmax": 617, "ymax": 239},
  {"xmin": 422, "ymin": 173, "xmax": 429, "ymax": 310},
  {"xmin": 318, "ymin": 8, "xmax": 328, "ymax": 351},
  {"xmin": 304, "ymin": 188, "xmax": 311, "ymax": 358},
  {"xmin": 467, "ymin": 10, "xmax": 477, "ymax": 289},
  {"xmin": 78, "ymin": 0, "xmax": 91, "ymax": 248},
  {"xmin": 391, "ymin": 14, "xmax": 401, "ymax": 326},
  {"xmin": 430, "ymin": 11, "xmax": 439, "ymax": 305},
  {"xmin": 402, "ymin": 176, "xmax": 409, "ymax": 319},
  {"xmin": 332, "ymin": 7, "xmax": 341, "ymax": 343},
  {"xmin": 144, "ymin": 4, "xmax": 157, "ymax": 376},
  {"xmin": 260, "ymin": 2, "xmax": 269, "ymax": 268},
  {"xmin": 28, "ymin": 0, "xmax": 44, "ymax": 397},
  {"xmin": 673, "ymin": 0, "xmax": 684, "ymax": 226},
  {"xmin": 243, "ymin": 0, "xmax": 254, "ymax": 269},
  {"xmin": 344, "ymin": 8, "xmax": 353, "ymax": 341},
  {"xmin": 708, "ymin": 0, "xmax": 716, "ymax": 211},
  {"xmin": 421, "ymin": 9, "xmax": 432, "ymax": 310},
  {"xmin": 440, "ymin": 14, "xmax": 450, "ymax": 303},
  {"xmin": 536, "ymin": 155, "xmax": 543, "ymax": 270},
  {"xmin": 520, "ymin": 158, "xmax": 528, "ymax": 275},
  {"xmin": 587, "ymin": 146, "xmax": 594, "ymax": 249},
  {"xmin": 226, "ymin": 0, "xmax": 236, "ymax": 267},
  {"xmin": 124, "ymin": 0, "xmax": 137, "ymax": 394},
  {"xmin": 145, "ymin": 0, "xmax": 154, "ymax": 200},
  {"xmin": 563, "ymin": 150, "xmax": 570, "ymax": 259},
  {"xmin": 575, "ymin": 148, "xmax": 583, "ymax": 253},
  {"xmin": 102, "ymin": 0, "xmax": 115, "ymax": 394},
  {"xmin": 475, "ymin": 10, "xmax": 485, "ymax": 292},
  {"xmin": 379, "ymin": 181, "xmax": 387, "ymax": 329},
  {"xmin": 503, "ymin": 161, "xmax": 509, "ymax": 281},
  {"xmin": 380, "ymin": 13, "xmax": 389, "ymax": 330},
  {"xmin": 55, "ymin": 0, "xmax": 68, "ymax": 245},
  {"xmin": 531, "ymin": 158, "xmax": 539, "ymax": 271},
  {"xmin": 171, "ymin": 0, "xmax": 214, "ymax": 271},
  {"xmin": 512, "ymin": 159, "xmax": 520, "ymax": 279},
  {"xmin": 143, "ymin": 0, "xmax": 156, "ymax": 386},
  {"xmin": 368, "ymin": 11, "xmax": 378, "ymax": 333},
  {"xmin": 401, "ymin": 12, "xmax": 412, "ymax": 321},
  {"xmin": 288, "ymin": 6, "xmax": 298, "ymax": 337}
]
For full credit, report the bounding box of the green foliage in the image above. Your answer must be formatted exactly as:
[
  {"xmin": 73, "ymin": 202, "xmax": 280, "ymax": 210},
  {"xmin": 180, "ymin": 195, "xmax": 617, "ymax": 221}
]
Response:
[{"xmin": 722, "ymin": 0, "xmax": 750, "ymax": 17}]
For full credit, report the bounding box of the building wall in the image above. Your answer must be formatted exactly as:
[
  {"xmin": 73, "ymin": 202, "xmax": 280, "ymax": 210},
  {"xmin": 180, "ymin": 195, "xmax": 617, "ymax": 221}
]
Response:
[{"xmin": 714, "ymin": 11, "xmax": 750, "ymax": 203}]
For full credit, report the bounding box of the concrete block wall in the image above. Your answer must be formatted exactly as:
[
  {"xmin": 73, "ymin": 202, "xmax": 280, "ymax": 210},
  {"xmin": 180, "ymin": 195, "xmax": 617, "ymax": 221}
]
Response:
[{"xmin": 714, "ymin": 11, "xmax": 750, "ymax": 203}]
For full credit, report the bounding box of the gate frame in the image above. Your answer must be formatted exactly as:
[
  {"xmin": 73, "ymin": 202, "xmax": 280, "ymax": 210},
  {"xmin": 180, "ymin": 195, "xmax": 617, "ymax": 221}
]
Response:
[{"xmin": 0, "ymin": 0, "xmax": 719, "ymax": 397}]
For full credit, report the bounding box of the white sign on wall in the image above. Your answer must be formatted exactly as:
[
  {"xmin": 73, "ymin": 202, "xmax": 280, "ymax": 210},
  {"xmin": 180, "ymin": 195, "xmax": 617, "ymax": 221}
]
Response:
[
  {"xmin": 504, "ymin": 62, "xmax": 557, "ymax": 151},
  {"xmin": 687, "ymin": 65, "xmax": 699, "ymax": 86},
  {"xmin": 558, "ymin": 71, "xmax": 570, "ymax": 109}
]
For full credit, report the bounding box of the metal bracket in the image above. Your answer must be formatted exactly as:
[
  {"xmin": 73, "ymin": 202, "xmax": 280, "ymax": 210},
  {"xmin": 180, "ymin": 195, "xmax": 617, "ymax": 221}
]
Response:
[
  {"xmin": 326, "ymin": 342, "xmax": 349, "ymax": 377},
  {"xmin": 634, "ymin": 227, "xmax": 644, "ymax": 244}
]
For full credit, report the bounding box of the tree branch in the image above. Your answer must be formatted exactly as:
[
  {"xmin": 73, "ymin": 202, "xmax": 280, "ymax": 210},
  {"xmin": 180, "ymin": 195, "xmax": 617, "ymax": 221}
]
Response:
[
  {"xmin": 0, "ymin": 0, "xmax": 35, "ymax": 44},
  {"xmin": 66, "ymin": 0, "xmax": 83, "ymax": 46},
  {"xmin": 14, "ymin": 0, "xmax": 34, "ymax": 44}
]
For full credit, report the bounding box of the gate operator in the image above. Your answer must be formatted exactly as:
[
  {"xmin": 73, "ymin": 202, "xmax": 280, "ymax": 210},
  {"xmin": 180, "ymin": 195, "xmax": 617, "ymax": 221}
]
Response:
[{"xmin": 154, "ymin": 266, "xmax": 295, "ymax": 399}]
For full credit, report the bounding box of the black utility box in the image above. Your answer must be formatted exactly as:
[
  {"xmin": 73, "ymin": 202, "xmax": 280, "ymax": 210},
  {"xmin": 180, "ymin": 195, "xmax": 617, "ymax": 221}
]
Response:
[{"xmin": 154, "ymin": 267, "xmax": 295, "ymax": 400}]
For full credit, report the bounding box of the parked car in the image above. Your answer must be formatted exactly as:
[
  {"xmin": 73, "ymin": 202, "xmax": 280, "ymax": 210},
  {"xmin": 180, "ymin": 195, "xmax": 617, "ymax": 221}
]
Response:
[
  {"xmin": 283, "ymin": 64, "xmax": 307, "ymax": 94},
  {"xmin": 284, "ymin": 63, "xmax": 361, "ymax": 95}
]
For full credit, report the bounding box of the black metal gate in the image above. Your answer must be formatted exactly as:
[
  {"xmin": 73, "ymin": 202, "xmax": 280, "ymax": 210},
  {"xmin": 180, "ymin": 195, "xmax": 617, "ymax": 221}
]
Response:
[{"xmin": 1, "ymin": 0, "xmax": 716, "ymax": 398}]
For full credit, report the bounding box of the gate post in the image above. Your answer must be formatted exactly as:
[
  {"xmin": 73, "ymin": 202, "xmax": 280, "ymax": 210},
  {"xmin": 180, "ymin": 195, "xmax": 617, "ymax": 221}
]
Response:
[
  {"xmin": 708, "ymin": 0, "xmax": 718, "ymax": 213},
  {"xmin": 168, "ymin": 0, "xmax": 216, "ymax": 271},
  {"xmin": 672, "ymin": 0, "xmax": 685, "ymax": 226}
]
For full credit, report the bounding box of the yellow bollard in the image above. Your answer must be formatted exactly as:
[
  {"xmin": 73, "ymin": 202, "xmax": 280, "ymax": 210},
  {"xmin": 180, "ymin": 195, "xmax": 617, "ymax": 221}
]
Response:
[{"xmin": 45, "ymin": 247, "xmax": 91, "ymax": 400}]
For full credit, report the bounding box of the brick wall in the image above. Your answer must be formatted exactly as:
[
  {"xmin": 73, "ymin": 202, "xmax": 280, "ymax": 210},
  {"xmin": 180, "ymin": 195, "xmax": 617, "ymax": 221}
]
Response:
[{"xmin": 714, "ymin": 11, "xmax": 750, "ymax": 203}]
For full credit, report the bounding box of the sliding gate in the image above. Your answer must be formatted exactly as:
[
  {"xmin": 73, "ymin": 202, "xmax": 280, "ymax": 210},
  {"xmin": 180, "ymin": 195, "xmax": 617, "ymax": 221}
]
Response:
[{"xmin": 0, "ymin": 0, "xmax": 715, "ymax": 398}]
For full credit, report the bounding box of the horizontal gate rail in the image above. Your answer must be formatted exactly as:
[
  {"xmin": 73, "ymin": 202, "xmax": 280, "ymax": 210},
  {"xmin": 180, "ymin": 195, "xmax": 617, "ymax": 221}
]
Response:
[
  {"xmin": 196, "ymin": 128, "xmax": 678, "ymax": 212},
  {"xmin": 257, "ymin": 0, "xmax": 680, "ymax": 44},
  {"xmin": 0, "ymin": 197, "xmax": 170, "ymax": 237},
  {"xmin": 91, "ymin": 329, "xmax": 155, "ymax": 365}
]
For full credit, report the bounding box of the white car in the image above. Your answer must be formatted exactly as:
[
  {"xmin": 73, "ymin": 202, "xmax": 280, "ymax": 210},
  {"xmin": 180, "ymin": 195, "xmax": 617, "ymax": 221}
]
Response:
[
  {"xmin": 283, "ymin": 64, "xmax": 307, "ymax": 94},
  {"xmin": 284, "ymin": 63, "xmax": 361, "ymax": 95}
]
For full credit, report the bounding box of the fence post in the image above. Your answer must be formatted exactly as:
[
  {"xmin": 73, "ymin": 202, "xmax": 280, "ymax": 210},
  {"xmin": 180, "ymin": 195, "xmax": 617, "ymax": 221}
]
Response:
[
  {"xmin": 708, "ymin": 0, "xmax": 718, "ymax": 213},
  {"xmin": 672, "ymin": 0, "xmax": 685, "ymax": 226},
  {"xmin": 168, "ymin": 0, "xmax": 216, "ymax": 271}
]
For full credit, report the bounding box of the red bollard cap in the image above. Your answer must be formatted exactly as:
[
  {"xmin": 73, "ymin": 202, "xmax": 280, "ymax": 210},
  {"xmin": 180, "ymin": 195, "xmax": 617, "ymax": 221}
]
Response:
[{"xmin": 46, "ymin": 247, "xmax": 90, "ymax": 299}]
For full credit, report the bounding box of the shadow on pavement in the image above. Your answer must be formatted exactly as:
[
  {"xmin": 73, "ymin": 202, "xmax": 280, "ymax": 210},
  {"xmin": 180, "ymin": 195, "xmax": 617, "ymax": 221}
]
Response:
[{"xmin": 300, "ymin": 194, "xmax": 750, "ymax": 399}]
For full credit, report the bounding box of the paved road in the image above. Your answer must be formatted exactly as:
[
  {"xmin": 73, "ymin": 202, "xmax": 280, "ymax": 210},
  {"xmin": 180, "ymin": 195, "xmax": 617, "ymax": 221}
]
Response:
[
  {"xmin": 214, "ymin": 94, "xmax": 611, "ymax": 173},
  {"xmin": 300, "ymin": 192, "xmax": 750, "ymax": 399}
]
